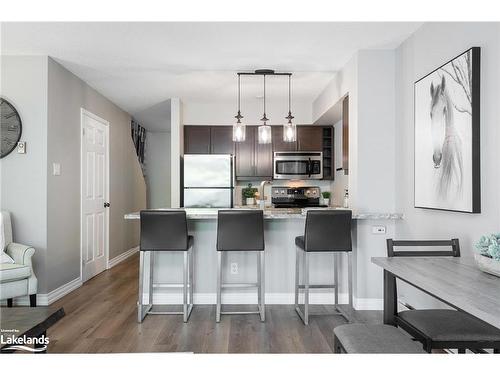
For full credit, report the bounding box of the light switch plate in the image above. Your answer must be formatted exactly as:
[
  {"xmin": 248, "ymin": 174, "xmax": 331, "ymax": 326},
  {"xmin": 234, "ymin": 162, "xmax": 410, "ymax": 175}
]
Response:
[
  {"xmin": 372, "ymin": 225, "xmax": 386, "ymax": 234},
  {"xmin": 52, "ymin": 163, "xmax": 61, "ymax": 176},
  {"xmin": 17, "ymin": 141, "xmax": 26, "ymax": 154}
]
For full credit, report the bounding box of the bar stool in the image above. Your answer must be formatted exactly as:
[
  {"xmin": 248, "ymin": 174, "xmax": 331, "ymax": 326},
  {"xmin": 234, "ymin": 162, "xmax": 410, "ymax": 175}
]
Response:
[
  {"xmin": 138, "ymin": 210, "xmax": 194, "ymax": 323},
  {"xmin": 295, "ymin": 210, "xmax": 353, "ymax": 325},
  {"xmin": 216, "ymin": 210, "xmax": 265, "ymax": 323}
]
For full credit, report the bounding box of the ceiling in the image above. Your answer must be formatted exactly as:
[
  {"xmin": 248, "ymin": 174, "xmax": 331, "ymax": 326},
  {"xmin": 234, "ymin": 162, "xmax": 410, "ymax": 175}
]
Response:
[{"xmin": 1, "ymin": 22, "xmax": 422, "ymax": 116}]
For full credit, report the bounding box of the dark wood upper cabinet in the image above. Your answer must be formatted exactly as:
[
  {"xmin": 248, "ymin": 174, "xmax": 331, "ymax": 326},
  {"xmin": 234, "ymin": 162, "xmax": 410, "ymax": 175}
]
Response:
[
  {"xmin": 235, "ymin": 126, "xmax": 255, "ymax": 178},
  {"xmin": 342, "ymin": 95, "xmax": 349, "ymax": 174},
  {"xmin": 184, "ymin": 126, "xmax": 211, "ymax": 154},
  {"xmin": 272, "ymin": 126, "xmax": 297, "ymax": 152},
  {"xmin": 184, "ymin": 124, "xmax": 333, "ymax": 180},
  {"xmin": 297, "ymin": 126, "xmax": 323, "ymax": 151},
  {"xmin": 210, "ymin": 126, "xmax": 234, "ymax": 154}
]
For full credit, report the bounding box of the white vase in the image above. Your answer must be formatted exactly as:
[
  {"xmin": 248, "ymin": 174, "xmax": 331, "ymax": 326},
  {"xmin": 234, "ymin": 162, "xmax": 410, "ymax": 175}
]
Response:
[
  {"xmin": 246, "ymin": 198, "xmax": 255, "ymax": 206},
  {"xmin": 474, "ymin": 253, "xmax": 500, "ymax": 277},
  {"xmin": 323, "ymin": 198, "xmax": 330, "ymax": 207}
]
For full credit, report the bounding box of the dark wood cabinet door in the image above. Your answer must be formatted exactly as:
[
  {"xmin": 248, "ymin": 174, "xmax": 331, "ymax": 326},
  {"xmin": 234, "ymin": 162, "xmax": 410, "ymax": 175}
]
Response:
[
  {"xmin": 255, "ymin": 131, "xmax": 273, "ymax": 178},
  {"xmin": 184, "ymin": 126, "xmax": 211, "ymax": 154},
  {"xmin": 297, "ymin": 126, "xmax": 323, "ymax": 151},
  {"xmin": 272, "ymin": 126, "xmax": 297, "ymax": 152},
  {"xmin": 210, "ymin": 126, "xmax": 234, "ymax": 154},
  {"xmin": 235, "ymin": 126, "xmax": 255, "ymax": 178}
]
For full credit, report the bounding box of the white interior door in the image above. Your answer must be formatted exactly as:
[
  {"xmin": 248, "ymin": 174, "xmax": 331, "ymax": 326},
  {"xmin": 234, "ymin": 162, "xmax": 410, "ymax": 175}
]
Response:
[{"xmin": 81, "ymin": 109, "xmax": 109, "ymax": 283}]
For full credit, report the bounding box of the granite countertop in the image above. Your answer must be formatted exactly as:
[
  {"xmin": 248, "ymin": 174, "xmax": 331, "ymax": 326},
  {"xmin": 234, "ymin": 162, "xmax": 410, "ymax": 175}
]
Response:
[{"xmin": 124, "ymin": 207, "xmax": 403, "ymax": 220}]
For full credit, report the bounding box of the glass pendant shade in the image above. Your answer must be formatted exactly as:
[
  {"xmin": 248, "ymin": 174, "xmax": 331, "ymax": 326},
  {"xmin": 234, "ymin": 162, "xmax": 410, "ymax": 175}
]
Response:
[
  {"xmin": 258, "ymin": 125, "xmax": 272, "ymax": 144},
  {"xmin": 232, "ymin": 121, "xmax": 246, "ymax": 142},
  {"xmin": 283, "ymin": 122, "xmax": 296, "ymax": 142}
]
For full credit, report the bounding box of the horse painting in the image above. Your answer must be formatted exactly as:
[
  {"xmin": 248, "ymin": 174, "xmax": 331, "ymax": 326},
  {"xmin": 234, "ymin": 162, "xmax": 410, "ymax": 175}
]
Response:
[
  {"xmin": 429, "ymin": 75, "xmax": 463, "ymax": 201},
  {"xmin": 414, "ymin": 47, "xmax": 480, "ymax": 213}
]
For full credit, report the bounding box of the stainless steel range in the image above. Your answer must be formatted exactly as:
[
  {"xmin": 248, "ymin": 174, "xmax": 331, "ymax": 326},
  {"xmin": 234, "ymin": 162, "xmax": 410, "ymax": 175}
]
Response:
[{"xmin": 271, "ymin": 186, "xmax": 325, "ymax": 208}]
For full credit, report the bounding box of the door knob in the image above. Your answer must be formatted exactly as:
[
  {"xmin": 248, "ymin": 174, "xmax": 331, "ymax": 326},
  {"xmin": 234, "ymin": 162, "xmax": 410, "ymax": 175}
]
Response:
[{"xmin": 104, "ymin": 202, "xmax": 110, "ymax": 208}]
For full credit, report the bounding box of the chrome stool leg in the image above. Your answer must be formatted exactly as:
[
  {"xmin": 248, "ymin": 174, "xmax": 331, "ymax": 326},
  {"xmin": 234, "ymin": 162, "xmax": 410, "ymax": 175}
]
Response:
[
  {"xmin": 137, "ymin": 251, "xmax": 152, "ymax": 323},
  {"xmin": 183, "ymin": 251, "xmax": 189, "ymax": 322},
  {"xmin": 334, "ymin": 253, "xmax": 339, "ymax": 305},
  {"xmin": 216, "ymin": 251, "xmax": 222, "ymax": 323},
  {"xmin": 189, "ymin": 247, "xmax": 194, "ymax": 306},
  {"xmin": 294, "ymin": 246, "xmax": 300, "ymax": 309},
  {"xmin": 258, "ymin": 251, "xmax": 265, "ymax": 322},
  {"xmin": 304, "ymin": 251, "xmax": 310, "ymax": 325},
  {"xmin": 347, "ymin": 252, "xmax": 353, "ymax": 308}
]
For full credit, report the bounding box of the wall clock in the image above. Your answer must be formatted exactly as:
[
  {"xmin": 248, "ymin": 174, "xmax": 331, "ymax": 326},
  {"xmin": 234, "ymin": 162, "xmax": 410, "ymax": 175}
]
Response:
[{"xmin": 0, "ymin": 98, "xmax": 22, "ymax": 158}]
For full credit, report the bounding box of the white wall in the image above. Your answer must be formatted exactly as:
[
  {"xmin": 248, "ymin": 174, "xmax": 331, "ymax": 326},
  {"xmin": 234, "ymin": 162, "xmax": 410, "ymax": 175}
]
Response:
[
  {"xmin": 170, "ymin": 98, "xmax": 183, "ymax": 208},
  {"xmin": 394, "ymin": 23, "xmax": 500, "ymax": 307},
  {"xmin": 46, "ymin": 58, "xmax": 146, "ymax": 292},
  {"xmin": 0, "ymin": 56, "xmax": 49, "ymax": 293},
  {"xmin": 145, "ymin": 131, "xmax": 171, "ymax": 208},
  {"xmin": 1, "ymin": 56, "xmax": 147, "ymax": 297},
  {"xmin": 312, "ymin": 50, "xmax": 397, "ymax": 305}
]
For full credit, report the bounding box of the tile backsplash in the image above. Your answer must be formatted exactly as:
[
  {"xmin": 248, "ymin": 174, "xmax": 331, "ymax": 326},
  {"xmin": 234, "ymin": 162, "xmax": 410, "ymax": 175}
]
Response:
[{"xmin": 235, "ymin": 180, "xmax": 334, "ymax": 206}]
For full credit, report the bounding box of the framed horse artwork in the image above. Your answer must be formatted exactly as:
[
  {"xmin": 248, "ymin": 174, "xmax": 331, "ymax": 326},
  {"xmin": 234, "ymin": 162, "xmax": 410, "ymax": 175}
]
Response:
[{"xmin": 414, "ymin": 47, "xmax": 481, "ymax": 213}]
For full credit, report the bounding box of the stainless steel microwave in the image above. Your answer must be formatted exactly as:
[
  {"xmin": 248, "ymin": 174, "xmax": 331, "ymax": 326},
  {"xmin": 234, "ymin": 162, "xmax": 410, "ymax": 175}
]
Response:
[{"xmin": 273, "ymin": 152, "xmax": 323, "ymax": 180}]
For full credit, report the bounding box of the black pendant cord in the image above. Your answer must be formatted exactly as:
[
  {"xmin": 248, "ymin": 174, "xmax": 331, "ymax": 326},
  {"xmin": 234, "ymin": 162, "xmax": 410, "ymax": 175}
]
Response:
[
  {"xmin": 261, "ymin": 74, "xmax": 269, "ymax": 123},
  {"xmin": 235, "ymin": 74, "xmax": 243, "ymax": 122},
  {"xmin": 286, "ymin": 75, "xmax": 294, "ymax": 123}
]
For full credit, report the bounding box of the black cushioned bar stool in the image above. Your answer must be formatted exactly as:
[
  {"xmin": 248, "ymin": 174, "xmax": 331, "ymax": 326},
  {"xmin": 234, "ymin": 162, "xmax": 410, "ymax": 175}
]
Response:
[
  {"xmin": 295, "ymin": 210, "xmax": 353, "ymax": 325},
  {"xmin": 138, "ymin": 210, "xmax": 194, "ymax": 323},
  {"xmin": 216, "ymin": 210, "xmax": 265, "ymax": 323}
]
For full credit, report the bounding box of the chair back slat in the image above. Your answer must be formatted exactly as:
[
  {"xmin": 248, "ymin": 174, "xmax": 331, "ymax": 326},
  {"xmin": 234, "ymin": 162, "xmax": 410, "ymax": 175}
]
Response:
[{"xmin": 387, "ymin": 238, "xmax": 460, "ymax": 258}]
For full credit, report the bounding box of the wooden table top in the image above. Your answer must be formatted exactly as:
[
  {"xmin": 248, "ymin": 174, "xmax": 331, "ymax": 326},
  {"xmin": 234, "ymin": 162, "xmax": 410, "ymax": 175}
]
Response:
[
  {"xmin": 372, "ymin": 256, "xmax": 500, "ymax": 329},
  {"xmin": 0, "ymin": 306, "xmax": 65, "ymax": 348}
]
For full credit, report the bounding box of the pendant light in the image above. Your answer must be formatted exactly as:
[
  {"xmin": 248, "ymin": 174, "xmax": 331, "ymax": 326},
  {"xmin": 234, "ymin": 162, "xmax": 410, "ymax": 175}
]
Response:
[
  {"xmin": 232, "ymin": 74, "xmax": 246, "ymax": 142},
  {"xmin": 283, "ymin": 75, "xmax": 296, "ymax": 142},
  {"xmin": 258, "ymin": 74, "xmax": 272, "ymax": 144}
]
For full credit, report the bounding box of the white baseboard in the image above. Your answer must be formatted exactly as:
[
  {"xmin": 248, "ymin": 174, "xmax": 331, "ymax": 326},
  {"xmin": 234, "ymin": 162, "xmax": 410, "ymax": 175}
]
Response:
[
  {"xmin": 144, "ymin": 291, "xmax": 383, "ymax": 310},
  {"xmin": 1, "ymin": 277, "xmax": 82, "ymax": 307},
  {"xmin": 107, "ymin": 246, "xmax": 139, "ymax": 269},
  {"xmin": 46, "ymin": 277, "xmax": 82, "ymax": 305}
]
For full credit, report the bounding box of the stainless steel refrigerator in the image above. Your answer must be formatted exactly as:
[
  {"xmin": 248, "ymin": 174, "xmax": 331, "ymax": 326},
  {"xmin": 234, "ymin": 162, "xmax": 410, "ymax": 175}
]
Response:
[{"xmin": 183, "ymin": 154, "xmax": 234, "ymax": 208}]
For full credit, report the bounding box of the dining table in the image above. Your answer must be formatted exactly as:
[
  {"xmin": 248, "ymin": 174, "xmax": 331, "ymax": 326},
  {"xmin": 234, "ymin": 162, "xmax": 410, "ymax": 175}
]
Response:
[{"xmin": 371, "ymin": 256, "xmax": 500, "ymax": 329}]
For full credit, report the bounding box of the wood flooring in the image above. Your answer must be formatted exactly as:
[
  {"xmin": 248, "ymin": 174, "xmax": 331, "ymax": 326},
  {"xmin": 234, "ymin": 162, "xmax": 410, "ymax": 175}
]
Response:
[{"xmin": 46, "ymin": 253, "xmax": 382, "ymax": 353}]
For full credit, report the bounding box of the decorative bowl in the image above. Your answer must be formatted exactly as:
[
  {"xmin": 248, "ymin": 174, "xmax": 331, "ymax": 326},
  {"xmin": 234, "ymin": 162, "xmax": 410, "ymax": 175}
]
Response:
[{"xmin": 474, "ymin": 253, "xmax": 500, "ymax": 277}]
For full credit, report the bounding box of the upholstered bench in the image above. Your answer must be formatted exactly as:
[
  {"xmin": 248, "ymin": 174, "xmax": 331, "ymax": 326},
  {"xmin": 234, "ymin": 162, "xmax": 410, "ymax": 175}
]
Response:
[{"xmin": 333, "ymin": 324, "xmax": 426, "ymax": 353}]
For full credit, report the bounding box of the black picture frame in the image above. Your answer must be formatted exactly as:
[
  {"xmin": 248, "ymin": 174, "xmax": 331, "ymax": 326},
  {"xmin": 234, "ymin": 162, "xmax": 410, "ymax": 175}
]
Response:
[{"xmin": 413, "ymin": 47, "xmax": 481, "ymax": 214}]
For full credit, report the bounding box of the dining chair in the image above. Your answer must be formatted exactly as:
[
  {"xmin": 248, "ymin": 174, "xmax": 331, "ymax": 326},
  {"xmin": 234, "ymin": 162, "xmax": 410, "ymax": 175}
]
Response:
[{"xmin": 387, "ymin": 239, "xmax": 500, "ymax": 353}]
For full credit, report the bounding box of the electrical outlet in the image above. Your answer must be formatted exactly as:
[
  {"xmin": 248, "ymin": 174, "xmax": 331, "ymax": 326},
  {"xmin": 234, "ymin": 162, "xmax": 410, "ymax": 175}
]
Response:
[
  {"xmin": 230, "ymin": 262, "xmax": 238, "ymax": 275},
  {"xmin": 372, "ymin": 225, "xmax": 386, "ymax": 234}
]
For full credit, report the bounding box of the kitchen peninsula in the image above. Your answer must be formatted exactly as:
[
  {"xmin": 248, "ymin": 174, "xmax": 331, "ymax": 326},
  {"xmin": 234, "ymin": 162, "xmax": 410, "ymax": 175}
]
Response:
[{"xmin": 125, "ymin": 207, "xmax": 402, "ymax": 308}]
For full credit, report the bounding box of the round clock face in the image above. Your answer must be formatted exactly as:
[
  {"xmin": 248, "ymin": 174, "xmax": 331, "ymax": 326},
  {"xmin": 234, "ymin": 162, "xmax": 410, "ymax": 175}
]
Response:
[{"xmin": 1, "ymin": 98, "xmax": 22, "ymax": 158}]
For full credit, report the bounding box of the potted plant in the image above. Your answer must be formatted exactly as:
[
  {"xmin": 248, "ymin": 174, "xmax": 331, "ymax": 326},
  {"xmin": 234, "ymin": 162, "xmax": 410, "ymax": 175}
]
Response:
[
  {"xmin": 474, "ymin": 234, "xmax": 500, "ymax": 277},
  {"xmin": 242, "ymin": 183, "xmax": 258, "ymax": 206},
  {"xmin": 321, "ymin": 191, "xmax": 331, "ymax": 207}
]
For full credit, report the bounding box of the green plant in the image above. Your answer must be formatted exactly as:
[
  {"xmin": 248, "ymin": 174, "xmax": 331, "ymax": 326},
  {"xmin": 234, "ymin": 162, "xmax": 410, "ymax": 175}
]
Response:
[
  {"xmin": 475, "ymin": 233, "xmax": 500, "ymax": 260},
  {"xmin": 242, "ymin": 183, "xmax": 258, "ymax": 199},
  {"xmin": 321, "ymin": 191, "xmax": 331, "ymax": 199}
]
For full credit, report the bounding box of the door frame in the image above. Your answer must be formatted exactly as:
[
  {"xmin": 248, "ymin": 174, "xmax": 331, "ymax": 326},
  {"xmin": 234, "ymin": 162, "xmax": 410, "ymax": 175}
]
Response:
[{"xmin": 80, "ymin": 108, "xmax": 110, "ymax": 282}]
